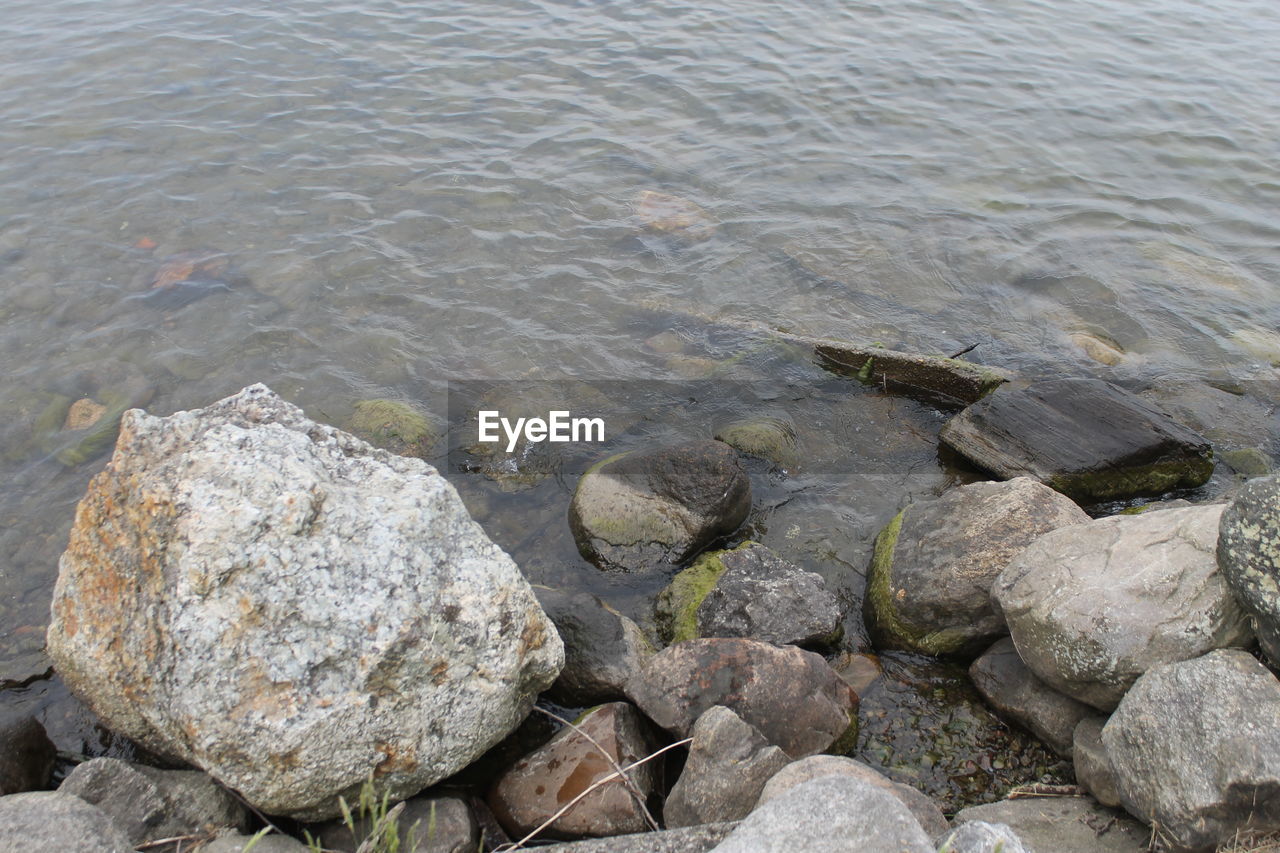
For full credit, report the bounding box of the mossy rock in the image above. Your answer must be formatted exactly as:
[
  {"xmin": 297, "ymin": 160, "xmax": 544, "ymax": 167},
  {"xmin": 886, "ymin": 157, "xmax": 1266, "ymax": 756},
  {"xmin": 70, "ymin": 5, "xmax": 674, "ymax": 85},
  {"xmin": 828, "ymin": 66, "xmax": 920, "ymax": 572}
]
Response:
[
  {"xmin": 655, "ymin": 550, "xmax": 731, "ymax": 644},
  {"xmin": 714, "ymin": 415, "xmax": 798, "ymax": 469},
  {"xmin": 1221, "ymin": 447, "xmax": 1274, "ymax": 478},
  {"xmin": 347, "ymin": 399, "xmax": 438, "ymax": 459}
]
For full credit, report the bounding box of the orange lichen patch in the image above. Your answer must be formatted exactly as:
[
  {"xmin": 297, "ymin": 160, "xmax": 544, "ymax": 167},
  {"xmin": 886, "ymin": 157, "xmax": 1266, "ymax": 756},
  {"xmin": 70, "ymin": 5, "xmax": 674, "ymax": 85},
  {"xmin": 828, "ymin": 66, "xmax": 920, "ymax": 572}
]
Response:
[
  {"xmin": 373, "ymin": 743, "xmax": 418, "ymax": 777},
  {"xmin": 430, "ymin": 661, "xmax": 449, "ymax": 686},
  {"xmin": 230, "ymin": 663, "xmax": 298, "ymax": 724},
  {"xmin": 64, "ymin": 398, "xmax": 108, "ymax": 430},
  {"xmin": 634, "ymin": 190, "xmax": 717, "ymax": 241},
  {"xmin": 266, "ymin": 748, "xmax": 302, "ymax": 774},
  {"xmin": 518, "ymin": 617, "xmax": 547, "ymax": 657}
]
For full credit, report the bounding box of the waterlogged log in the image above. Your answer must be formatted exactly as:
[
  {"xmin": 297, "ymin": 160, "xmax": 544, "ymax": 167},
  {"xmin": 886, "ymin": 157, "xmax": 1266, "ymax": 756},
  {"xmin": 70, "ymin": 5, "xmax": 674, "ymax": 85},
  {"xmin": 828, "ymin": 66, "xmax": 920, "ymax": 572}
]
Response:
[{"xmin": 806, "ymin": 338, "xmax": 1011, "ymax": 406}]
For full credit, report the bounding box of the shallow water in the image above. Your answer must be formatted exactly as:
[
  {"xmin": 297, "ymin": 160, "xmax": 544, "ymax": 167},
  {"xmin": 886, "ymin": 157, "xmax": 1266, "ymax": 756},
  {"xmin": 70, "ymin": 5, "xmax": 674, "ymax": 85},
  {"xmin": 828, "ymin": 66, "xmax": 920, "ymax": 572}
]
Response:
[{"xmin": 2, "ymin": 0, "xmax": 1278, "ymax": 801}]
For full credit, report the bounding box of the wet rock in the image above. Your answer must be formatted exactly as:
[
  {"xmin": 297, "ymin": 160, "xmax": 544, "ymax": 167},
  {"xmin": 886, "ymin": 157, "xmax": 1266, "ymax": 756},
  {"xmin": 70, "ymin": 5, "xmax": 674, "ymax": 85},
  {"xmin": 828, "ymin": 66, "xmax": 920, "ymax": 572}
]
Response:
[
  {"xmin": 0, "ymin": 790, "xmax": 133, "ymax": 853},
  {"xmin": 655, "ymin": 543, "xmax": 842, "ymax": 648},
  {"xmin": 1220, "ymin": 447, "xmax": 1274, "ymax": 477},
  {"xmin": 864, "ymin": 478, "xmax": 1088, "ymax": 657},
  {"xmin": 634, "ymin": 191, "xmax": 717, "ymax": 242},
  {"xmin": 939, "ymin": 378, "xmax": 1214, "ymax": 502},
  {"xmin": 1072, "ymin": 716, "xmax": 1121, "ymax": 808},
  {"xmin": 201, "ymin": 832, "xmax": 309, "ymax": 853},
  {"xmin": 831, "ymin": 651, "xmax": 883, "ymax": 695},
  {"xmin": 346, "ymin": 399, "xmax": 438, "ymax": 459},
  {"xmin": 711, "ymin": 775, "xmax": 934, "ymax": 853},
  {"xmin": 993, "ymin": 504, "xmax": 1252, "ymax": 710},
  {"xmin": 954, "ymin": 796, "xmax": 1148, "ymax": 853},
  {"xmin": 488, "ymin": 702, "xmax": 659, "ymax": 840},
  {"xmin": 808, "ymin": 338, "xmax": 1010, "ymax": 406},
  {"xmin": 63, "ymin": 398, "xmax": 106, "ymax": 431},
  {"xmin": 142, "ymin": 248, "xmax": 246, "ymax": 310},
  {"xmin": 1217, "ymin": 474, "xmax": 1280, "ymax": 662},
  {"xmin": 663, "ymin": 706, "xmax": 790, "ymax": 829},
  {"xmin": 969, "ymin": 638, "xmax": 1095, "ymax": 758},
  {"xmin": 309, "ymin": 793, "xmax": 478, "ymax": 853},
  {"xmin": 534, "ymin": 822, "xmax": 737, "ymax": 852},
  {"xmin": 1102, "ymin": 649, "xmax": 1280, "ymax": 852},
  {"xmin": 625, "ymin": 638, "xmax": 858, "ymax": 758},
  {"xmin": 756, "ymin": 755, "xmax": 948, "ymax": 837},
  {"xmin": 1070, "ymin": 331, "xmax": 1124, "ymax": 366},
  {"xmin": 45, "ymin": 384, "xmax": 563, "ymax": 819},
  {"xmin": 569, "ymin": 441, "xmax": 751, "ymax": 573},
  {"xmin": 536, "ymin": 587, "xmax": 656, "ymax": 706},
  {"xmin": 0, "ymin": 715, "xmax": 55, "ymax": 795},
  {"xmin": 935, "ymin": 821, "xmax": 1030, "ymax": 853},
  {"xmin": 712, "ymin": 415, "xmax": 797, "ymax": 469},
  {"xmin": 59, "ymin": 757, "xmax": 248, "ymax": 845}
]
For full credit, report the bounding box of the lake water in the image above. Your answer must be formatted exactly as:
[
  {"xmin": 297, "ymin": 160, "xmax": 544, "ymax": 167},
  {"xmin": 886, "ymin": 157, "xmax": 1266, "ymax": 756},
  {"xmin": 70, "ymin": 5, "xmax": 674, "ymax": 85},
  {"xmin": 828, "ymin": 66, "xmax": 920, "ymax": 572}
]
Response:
[{"xmin": 2, "ymin": 0, "xmax": 1278, "ymax": 806}]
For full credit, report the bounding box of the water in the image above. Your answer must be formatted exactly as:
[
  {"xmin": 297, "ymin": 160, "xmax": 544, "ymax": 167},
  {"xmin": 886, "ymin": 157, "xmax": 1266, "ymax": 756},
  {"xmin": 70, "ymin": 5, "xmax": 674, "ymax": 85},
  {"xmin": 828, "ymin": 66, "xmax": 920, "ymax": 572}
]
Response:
[{"xmin": 2, "ymin": 0, "xmax": 1278, "ymax": 803}]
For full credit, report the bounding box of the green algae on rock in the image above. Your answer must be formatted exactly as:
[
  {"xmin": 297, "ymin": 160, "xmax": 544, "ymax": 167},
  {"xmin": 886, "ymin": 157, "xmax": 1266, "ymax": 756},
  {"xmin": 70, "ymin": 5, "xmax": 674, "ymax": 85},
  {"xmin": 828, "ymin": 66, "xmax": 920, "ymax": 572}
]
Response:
[
  {"xmin": 346, "ymin": 399, "xmax": 438, "ymax": 459},
  {"xmin": 713, "ymin": 414, "xmax": 798, "ymax": 469},
  {"xmin": 809, "ymin": 339, "xmax": 1011, "ymax": 407}
]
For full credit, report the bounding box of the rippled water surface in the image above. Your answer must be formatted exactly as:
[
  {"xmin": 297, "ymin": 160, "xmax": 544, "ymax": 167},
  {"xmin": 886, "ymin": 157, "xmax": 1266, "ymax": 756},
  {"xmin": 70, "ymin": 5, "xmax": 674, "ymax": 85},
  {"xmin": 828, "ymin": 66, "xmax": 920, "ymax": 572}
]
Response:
[{"xmin": 2, "ymin": 0, "xmax": 1278, "ymax": 802}]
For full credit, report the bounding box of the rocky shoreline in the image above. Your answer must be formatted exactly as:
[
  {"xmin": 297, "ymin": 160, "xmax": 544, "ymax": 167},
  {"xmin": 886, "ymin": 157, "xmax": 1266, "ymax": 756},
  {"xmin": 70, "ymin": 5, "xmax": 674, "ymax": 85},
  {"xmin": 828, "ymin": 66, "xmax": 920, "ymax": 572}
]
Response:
[{"xmin": 1, "ymin": 357, "xmax": 1279, "ymax": 852}]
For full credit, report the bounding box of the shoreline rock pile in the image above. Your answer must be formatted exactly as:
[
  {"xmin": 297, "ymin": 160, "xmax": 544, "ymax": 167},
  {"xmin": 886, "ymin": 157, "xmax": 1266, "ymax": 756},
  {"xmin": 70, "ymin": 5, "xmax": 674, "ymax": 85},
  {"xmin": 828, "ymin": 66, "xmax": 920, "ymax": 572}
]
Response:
[{"xmin": 3, "ymin": 376, "xmax": 1279, "ymax": 853}]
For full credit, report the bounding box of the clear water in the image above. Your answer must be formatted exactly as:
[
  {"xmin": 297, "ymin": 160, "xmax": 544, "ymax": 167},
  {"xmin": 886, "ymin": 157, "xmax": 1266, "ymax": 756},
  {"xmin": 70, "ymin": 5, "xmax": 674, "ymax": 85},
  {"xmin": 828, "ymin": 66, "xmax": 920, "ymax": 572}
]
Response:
[{"xmin": 2, "ymin": 0, "xmax": 1278, "ymax": 803}]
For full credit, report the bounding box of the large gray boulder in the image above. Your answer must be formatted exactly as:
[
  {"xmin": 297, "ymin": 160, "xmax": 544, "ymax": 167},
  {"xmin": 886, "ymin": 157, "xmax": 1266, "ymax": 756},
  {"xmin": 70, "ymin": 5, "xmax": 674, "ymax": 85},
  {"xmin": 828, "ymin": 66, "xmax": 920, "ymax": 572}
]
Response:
[
  {"xmin": 569, "ymin": 441, "xmax": 751, "ymax": 573},
  {"xmin": 939, "ymin": 378, "xmax": 1214, "ymax": 502},
  {"xmin": 993, "ymin": 504, "xmax": 1252, "ymax": 710},
  {"xmin": 655, "ymin": 543, "xmax": 842, "ymax": 648},
  {"xmin": 954, "ymin": 796, "xmax": 1148, "ymax": 853},
  {"xmin": 1217, "ymin": 474, "xmax": 1280, "ymax": 662},
  {"xmin": 1102, "ymin": 649, "xmax": 1280, "ymax": 852},
  {"xmin": 0, "ymin": 791, "xmax": 133, "ymax": 853},
  {"xmin": 45, "ymin": 385, "xmax": 563, "ymax": 819},
  {"xmin": 864, "ymin": 478, "xmax": 1088, "ymax": 656},
  {"xmin": 710, "ymin": 775, "xmax": 934, "ymax": 853}
]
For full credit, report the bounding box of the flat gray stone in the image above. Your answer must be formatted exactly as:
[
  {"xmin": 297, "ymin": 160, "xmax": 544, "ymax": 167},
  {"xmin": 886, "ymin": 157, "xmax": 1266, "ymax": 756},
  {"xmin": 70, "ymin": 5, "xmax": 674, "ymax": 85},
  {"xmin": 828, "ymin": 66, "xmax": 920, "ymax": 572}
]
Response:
[
  {"xmin": 202, "ymin": 831, "xmax": 309, "ymax": 853},
  {"xmin": 1217, "ymin": 474, "xmax": 1280, "ymax": 662},
  {"xmin": 536, "ymin": 586, "xmax": 655, "ymax": 706},
  {"xmin": 535, "ymin": 822, "xmax": 737, "ymax": 852},
  {"xmin": 1072, "ymin": 717, "xmax": 1121, "ymax": 808},
  {"xmin": 993, "ymin": 504, "xmax": 1253, "ymax": 710},
  {"xmin": 1102, "ymin": 649, "xmax": 1280, "ymax": 852},
  {"xmin": 0, "ymin": 791, "xmax": 133, "ymax": 853},
  {"xmin": 307, "ymin": 793, "xmax": 478, "ymax": 853},
  {"xmin": 954, "ymin": 796, "xmax": 1148, "ymax": 853},
  {"xmin": 936, "ymin": 821, "xmax": 1030, "ymax": 853}
]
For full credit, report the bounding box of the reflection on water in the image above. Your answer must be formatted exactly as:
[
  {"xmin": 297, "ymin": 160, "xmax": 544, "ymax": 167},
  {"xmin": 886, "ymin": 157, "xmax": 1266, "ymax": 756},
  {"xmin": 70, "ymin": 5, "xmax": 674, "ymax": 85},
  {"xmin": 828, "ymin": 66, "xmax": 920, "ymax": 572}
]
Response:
[{"xmin": 1, "ymin": 0, "xmax": 1278, "ymax": 800}]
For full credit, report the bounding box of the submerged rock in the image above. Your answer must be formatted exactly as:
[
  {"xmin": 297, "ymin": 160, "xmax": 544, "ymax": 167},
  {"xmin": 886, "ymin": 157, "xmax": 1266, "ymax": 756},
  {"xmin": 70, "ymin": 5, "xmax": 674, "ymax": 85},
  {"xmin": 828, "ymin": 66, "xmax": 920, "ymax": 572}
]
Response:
[
  {"xmin": 969, "ymin": 638, "xmax": 1094, "ymax": 758},
  {"xmin": 655, "ymin": 542, "xmax": 842, "ymax": 648},
  {"xmin": 46, "ymin": 384, "xmax": 563, "ymax": 819},
  {"xmin": 535, "ymin": 586, "xmax": 655, "ymax": 706},
  {"xmin": 634, "ymin": 191, "xmax": 717, "ymax": 242},
  {"xmin": 1217, "ymin": 474, "xmax": 1280, "ymax": 662},
  {"xmin": 346, "ymin": 399, "xmax": 438, "ymax": 459},
  {"xmin": 488, "ymin": 702, "xmax": 659, "ymax": 840},
  {"xmin": 993, "ymin": 504, "xmax": 1252, "ymax": 710},
  {"xmin": 712, "ymin": 415, "xmax": 798, "ymax": 469},
  {"xmin": 939, "ymin": 378, "xmax": 1214, "ymax": 502},
  {"xmin": 141, "ymin": 248, "xmax": 246, "ymax": 310},
  {"xmin": 625, "ymin": 638, "xmax": 858, "ymax": 758},
  {"xmin": 808, "ymin": 338, "xmax": 1010, "ymax": 406},
  {"xmin": 0, "ymin": 791, "xmax": 134, "ymax": 853},
  {"xmin": 1103, "ymin": 649, "xmax": 1280, "ymax": 852},
  {"xmin": 863, "ymin": 478, "xmax": 1088, "ymax": 657},
  {"xmin": 569, "ymin": 441, "xmax": 751, "ymax": 573}
]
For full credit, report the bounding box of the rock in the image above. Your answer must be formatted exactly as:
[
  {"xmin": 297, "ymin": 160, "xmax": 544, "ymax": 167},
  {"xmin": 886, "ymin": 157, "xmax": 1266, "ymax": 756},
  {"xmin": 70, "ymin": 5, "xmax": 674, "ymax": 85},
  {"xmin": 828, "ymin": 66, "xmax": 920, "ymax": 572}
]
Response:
[
  {"xmin": 663, "ymin": 706, "xmax": 791, "ymax": 829},
  {"xmin": 0, "ymin": 790, "xmax": 133, "ymax": 853},
  {"xmin": 534, "ymin": 822, "xmax": 737, "ymax": 852},
  {"xmin": 755, "ymin": 755, "xmax": 948, "ymax": 837},
  {"xmin": 1220, "ymin": 447, "xmax": 1274, "ymax": 478},
  {"xmin": 939, "ymin": 378, "xmax": 1214, "ymax": 502},
  {"xmin": 142, "ymin": 248, "xmax": 246, "ymax": 310},
  {"xmin": 808, "ymin": 338, "xmax": 1010, "ymax": 406},
  {"xmin": 710, "ymin": 775, "xmax": 934, "ymax": 853},
  {"xmin": 969, "ymin": 638, "xmax": 1095, "ymax": 758},
  {"xmin": 655, "ymin": 543, "xmax": 842, "ymax": 648},
  {"xmin": 569, "ymin": 441, "xmax": 751, "ymax": 573},
  {"xmin": 488, "ymin": 702, "xmax": 659, "ymax": 840},
  {"xmin": 45, "ymin": 384, "xmax": 563, "ymax": 819},
  {"xmin": 201, "ymin": 831, "xmax": 309, "ymax": 853},
  {"xmin": 954, "ymin": 796, "xmax": 1148, "ymax": 853},
  {"xmin": 59, "ymin": 757, "xmax": 249, "ymax": 845},
  {"xmin": 1102, "ymin": 649, "xmax": 1280, "ymax": 852},
  {"xmin": 0, "ymin": 716, "xmax": 55, "ymax": 795},
  {"xmin": 625, "ymin": 638, "xmax": 858, "ymax": 758},
  {"xmin": 863, "ymin": 478, "xmax": 1089, "ymax": 656},
  {"xmin": 992, "ymin": 504, "xmax": 1252, "ymax": 710},
  {"xmin": 64, "ymin": 398, "xmax": 106, "ymax": 431},
  {"xmin": 1217, "ymin": 474, "xmax": 1280, "ymax": 662},
  {"xmin": 1070, "ymin": 331, "xmax": 1124, "ymax": 366},
  {"xmin": 831, "ymin": 651, "xmax": 883, "ymax": 695},
  {"xmin": 308, "ymin": 793, "xmax": 478, "ymax": 853},
  {"xmin": 536, "ymin": 587, "xmax": 655, "ymax": 706},
  {"xmin": 1072, "ymin": 716, "xmax": 1121, "ymax": 808},
  {"xmin": 712, "ymin": 416, "xmax": 797, "ymax": 469},
  {"xmin": 935, "ymin": 821, "xmax": 1030, "ymax": 853},
  {"xmin": 346, "ymin": 399, "xmax": 437, "ymax": 458},
  {"xmin": 634, "ymin": 191, "xmax": 717, "ymax": 242}
]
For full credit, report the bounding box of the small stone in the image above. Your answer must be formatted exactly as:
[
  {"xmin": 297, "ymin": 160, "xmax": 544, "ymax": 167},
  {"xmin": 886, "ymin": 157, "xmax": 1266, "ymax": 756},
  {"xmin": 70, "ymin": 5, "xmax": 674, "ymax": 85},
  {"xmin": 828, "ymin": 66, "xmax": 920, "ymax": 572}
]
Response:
[
  {"xmin": 1072, "ymin": 716, "xmax": 1121, "ymax": 808},
  {"xmin": 308, "ymin": 793, "xmax": 478, "ymax": 853},
  {"xmin": 635, "ymin": 191, "xmax": 717, "ymax": 242},
  {"xmin": 713, "ymin": 416, "xmax": 798, "ymax": 469},
  {"xmin": 536, "ymin": 587, "xmax": 655, "ymax": 706},
  {"xmin": 346, "ymin": 399, "xmax": 437, "ymax": 458},
  {"xmin": 1220, "ymin": 447, "xmax": 1274, "ymax": 477},
  {"xmin": 831, "ymin": 652, "xmax": 883, "ymax": 696},
  {"xmin": 969, "ymin": 637, "xmax": 1095, "ymax": 758},
  {"xmin": 625, "ymin": 638, "xmax": 858, "ymax": 758},
  {"xmin": 532, "ymin": 822, "xmax": 737, "ymax": 852},
  {"xmin": 1217, "ymin": 474, "xmax": 1280, "ymax": 662},
  {"xmin": 663, "ymin": 706, "xmax": 791, "ymax": 829},
  {"xmin": 0, "ymin": 715, "xmax": 55, "ymax": 795},
  {"xmin": 488, "ymin": 702, "xmax": 659, "ymax": 840},
  {"xmin": 1070, "ymin": 332, "xmax": 1124, "ymax": 366},
  {"xmin": 954, "ymin": 796, "xmax": 1148, "ymax": 853},
  {"xmin": 645, "ymin": 331, "xmax": 685, "ymax": 354},
  {"xmin": 63, "ymin": 398, "xmax": 107, "ymax": 431},
  {"xmin": 201, "ymin": 832, "xmax": 309, "ymax": 853},
  {"xmin": 863, "ymin": 478, "xmax": 1088, "ymax": 657},
  {"xmin": 1102, "ymin": 649, "xmax": 1280, "ymax": 852},
  {"xmin": 0, "ymin": 790, "xmax": 133, "ymax": 853},
  {"xmin": 939, "ymin": 378, "xmax": 1214, "ymax": 502},
  {"xmin": 756, "ymin": 755, "xmax": 948, "ymax": 837},
  {"xmin": 655, "ymin": 542, "xmax": 842, "ymax": 648},
  {"xmin": 993, "ymin": 504, "xmax": 1253, "ymax": 710},
  {"xmin": 935, "ymin": 821, "xmax": 1030, "ymax": 853},
  {"xmin": 569, "ymin": 441, "xmax": 751, "ymax": 573}
]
